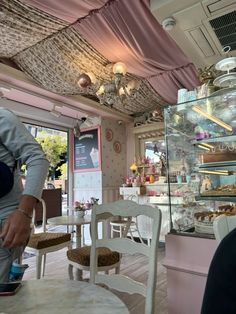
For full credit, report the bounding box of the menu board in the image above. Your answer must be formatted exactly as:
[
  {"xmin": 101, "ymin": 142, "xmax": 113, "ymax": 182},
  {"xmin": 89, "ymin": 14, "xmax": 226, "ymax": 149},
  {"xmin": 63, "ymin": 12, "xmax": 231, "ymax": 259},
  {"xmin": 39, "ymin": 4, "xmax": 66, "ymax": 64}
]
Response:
[{"xmin": 73, "ymin": 127, "xmax": 101, "ymax": 171}]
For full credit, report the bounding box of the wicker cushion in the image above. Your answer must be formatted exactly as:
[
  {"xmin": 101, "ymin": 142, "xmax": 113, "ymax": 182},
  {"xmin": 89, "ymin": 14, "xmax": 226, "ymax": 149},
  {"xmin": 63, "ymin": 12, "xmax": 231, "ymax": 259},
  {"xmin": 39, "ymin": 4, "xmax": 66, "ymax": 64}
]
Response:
[
  {"xmin": 67, "ymin": 246, "xmax": 120, "ymax": 267},
  {"xmin": 27, "ymin": 232, "xmax": 71, "ymax": 249}
]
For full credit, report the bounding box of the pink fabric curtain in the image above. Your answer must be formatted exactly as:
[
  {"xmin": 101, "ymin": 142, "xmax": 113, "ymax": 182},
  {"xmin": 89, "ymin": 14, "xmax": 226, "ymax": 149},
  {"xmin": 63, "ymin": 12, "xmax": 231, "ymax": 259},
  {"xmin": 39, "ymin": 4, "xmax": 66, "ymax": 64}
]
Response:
[
  {"xmin": 21, "ymin": 0, "xmax": 108, "ymax": 23},
  {"xmin": 20, "ymin": 0, "xmax": 199, "ymax": 103},
  {"xmin": 148, "ymin": 64, "xmax": 200, "ymax": 103},
  {"xmin": 74, "ymin": 0, "xmax": 200, "ymax": 103}
]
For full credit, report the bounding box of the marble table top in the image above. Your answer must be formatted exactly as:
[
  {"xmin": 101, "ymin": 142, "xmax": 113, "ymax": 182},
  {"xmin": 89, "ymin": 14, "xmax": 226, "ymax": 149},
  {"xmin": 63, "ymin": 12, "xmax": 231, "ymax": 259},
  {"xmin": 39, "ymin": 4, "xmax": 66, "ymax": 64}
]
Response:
[{"xmin": 0, "ymin": 279, "xmax": 129, "ymax": 314}]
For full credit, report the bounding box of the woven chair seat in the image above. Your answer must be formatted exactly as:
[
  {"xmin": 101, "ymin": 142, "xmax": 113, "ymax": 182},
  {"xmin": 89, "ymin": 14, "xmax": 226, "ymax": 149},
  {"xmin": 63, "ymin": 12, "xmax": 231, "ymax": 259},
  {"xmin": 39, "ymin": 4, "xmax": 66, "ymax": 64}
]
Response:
[
  {"xmin": 67, "ymin": 246, "xmax": 120, "ymax": 267},
  {"xmin": 27, "ymin": 232, "xmax": 71, "ymax": 249}
]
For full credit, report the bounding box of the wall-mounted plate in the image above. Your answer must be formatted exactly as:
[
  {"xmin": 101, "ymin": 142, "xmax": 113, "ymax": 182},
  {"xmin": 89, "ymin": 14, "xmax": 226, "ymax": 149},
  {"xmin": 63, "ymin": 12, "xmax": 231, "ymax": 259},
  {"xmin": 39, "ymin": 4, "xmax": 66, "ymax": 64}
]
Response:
[
  {"xmin": 105, "ymin": 128, "xmax": 113, "ymax": 141},
  {"xmin": 113, "ymin": 141, "xmax": 121, "ymax": 153}
]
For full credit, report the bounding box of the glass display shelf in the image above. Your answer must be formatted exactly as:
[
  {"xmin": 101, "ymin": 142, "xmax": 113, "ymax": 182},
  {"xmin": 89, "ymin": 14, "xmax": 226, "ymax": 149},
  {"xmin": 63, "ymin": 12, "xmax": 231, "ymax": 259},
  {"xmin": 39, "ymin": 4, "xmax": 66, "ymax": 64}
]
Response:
[
  {"xmin": 197, "ymin": 160, "xmax": 236, "ymax": 169},
  {"xmin": 191, "ymin": 134, "xmax": 236, "ymax": 144},
  {"xmin": 195, "ymin": 196, "xmax": 236, "ymax": 202},
  {"xmin": 164, "ymin": 88, "xmax": 236, "ymax": 238}
]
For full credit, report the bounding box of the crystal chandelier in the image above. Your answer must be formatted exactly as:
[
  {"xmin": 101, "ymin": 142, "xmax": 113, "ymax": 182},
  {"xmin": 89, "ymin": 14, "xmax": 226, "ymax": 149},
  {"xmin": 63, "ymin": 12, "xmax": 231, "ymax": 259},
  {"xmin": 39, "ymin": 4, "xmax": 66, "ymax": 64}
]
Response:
[{"xmin": 77, "ymin": 62, "xmax": 140, "ymax": 107}]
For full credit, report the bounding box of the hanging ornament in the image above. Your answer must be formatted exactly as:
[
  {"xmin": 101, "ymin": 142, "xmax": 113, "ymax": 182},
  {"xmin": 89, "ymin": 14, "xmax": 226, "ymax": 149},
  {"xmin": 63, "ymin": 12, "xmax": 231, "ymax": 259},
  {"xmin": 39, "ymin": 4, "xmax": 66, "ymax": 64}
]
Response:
[{"xmin": 77, "ymin": 73, "xmax": 92, "ymax": 88}]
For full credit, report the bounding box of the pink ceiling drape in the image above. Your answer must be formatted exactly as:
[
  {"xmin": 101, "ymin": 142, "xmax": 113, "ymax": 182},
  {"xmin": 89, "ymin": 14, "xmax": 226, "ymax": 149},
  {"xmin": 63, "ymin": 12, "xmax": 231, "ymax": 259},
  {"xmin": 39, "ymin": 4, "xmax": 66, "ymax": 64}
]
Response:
[
  {"xmin": 19, "ymin": 0, "xmax": 199, "ymax": 104},
  {"xmin": 21, "ymin": 0, "xmax": 109, "ymax": 23},
  {"xmin": 73, "ymin": 0, "xmax": 200, "ymax": 103}
]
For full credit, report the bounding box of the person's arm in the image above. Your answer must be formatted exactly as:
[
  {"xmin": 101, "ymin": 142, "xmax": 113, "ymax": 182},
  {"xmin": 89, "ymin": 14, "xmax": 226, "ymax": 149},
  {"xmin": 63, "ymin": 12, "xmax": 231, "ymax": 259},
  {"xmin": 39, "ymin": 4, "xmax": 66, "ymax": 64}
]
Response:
[
  {"xmin": 0, "ymin": 195, "xmax": 37, "ymax": 248},
  {"xmin": 0, "ymin": 109, "xmax": 49, "ymax": 248}
]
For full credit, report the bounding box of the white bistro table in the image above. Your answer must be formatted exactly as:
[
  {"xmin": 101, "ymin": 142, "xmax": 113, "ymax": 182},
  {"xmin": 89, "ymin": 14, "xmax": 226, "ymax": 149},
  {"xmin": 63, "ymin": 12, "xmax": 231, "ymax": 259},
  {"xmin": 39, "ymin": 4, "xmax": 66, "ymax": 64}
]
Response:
[
  {"xmin": 0, "ymin": 279, "xmax": 129, "ymax": 314},
  {"xmin": 47, "ymin": 215, "xmax": 91, "ymax": 248}
]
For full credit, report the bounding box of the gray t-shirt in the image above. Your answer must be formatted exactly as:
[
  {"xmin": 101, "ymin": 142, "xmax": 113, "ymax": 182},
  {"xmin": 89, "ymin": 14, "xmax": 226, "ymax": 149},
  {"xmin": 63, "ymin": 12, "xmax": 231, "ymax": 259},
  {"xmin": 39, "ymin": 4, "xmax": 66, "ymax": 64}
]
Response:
[{"xmin": 0, "ymin": 108, "xmax": 49, "ymax": 219}]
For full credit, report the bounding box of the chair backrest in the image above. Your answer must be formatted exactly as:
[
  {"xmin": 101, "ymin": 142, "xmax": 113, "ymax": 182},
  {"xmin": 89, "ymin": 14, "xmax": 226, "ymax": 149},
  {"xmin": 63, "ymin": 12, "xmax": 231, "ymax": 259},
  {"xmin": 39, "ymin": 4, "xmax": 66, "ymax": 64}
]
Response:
[
  {"xmin": 213, "ymin": 214, "xmax": 236, "ymax": 243},
  {"xmin": 32, "ymin": 199, "xmax": 47, "ymax": 233},
  {"xmin": 90, "ymin": 199, "xmax": 162, "ymax": 314}
]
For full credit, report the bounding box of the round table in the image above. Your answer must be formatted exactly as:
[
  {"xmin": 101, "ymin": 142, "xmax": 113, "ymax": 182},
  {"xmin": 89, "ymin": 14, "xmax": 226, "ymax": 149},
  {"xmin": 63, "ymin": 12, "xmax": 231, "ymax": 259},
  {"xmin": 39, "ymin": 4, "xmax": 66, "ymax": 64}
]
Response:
[
  {"xmin": 0, "ymin": 279, "xmax": 129, "ymax": 314},
  {"xmin": 47, "ymin": 215, "xmax": 91, "ymax": 248}
]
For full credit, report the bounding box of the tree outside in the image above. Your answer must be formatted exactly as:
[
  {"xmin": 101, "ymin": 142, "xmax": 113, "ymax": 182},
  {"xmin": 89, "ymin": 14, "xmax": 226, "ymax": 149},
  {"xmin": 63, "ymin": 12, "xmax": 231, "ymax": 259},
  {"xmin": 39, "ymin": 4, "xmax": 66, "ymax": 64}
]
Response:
[
  {"xmin": 23, "ymin": 124, "xmax": 68, "ymax": 191},
  {"xmin": 57, "ymin": 163, "xmax": 67, "ymax": 181},
  {"xmin": 36, "ymin": 131, "xmax": 67, "ymax": 181}
]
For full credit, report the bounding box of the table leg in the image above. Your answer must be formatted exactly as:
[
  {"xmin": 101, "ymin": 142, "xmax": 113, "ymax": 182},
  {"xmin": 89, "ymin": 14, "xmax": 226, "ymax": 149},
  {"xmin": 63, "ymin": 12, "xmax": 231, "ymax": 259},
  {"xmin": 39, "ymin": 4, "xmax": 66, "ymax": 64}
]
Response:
[
  {"xmin": 81, "ymin": 225, "xmax": 84, "ymax": 247},
  {"xmin": 76, "ymin": 225, "xmax": 82, "ymax": 248}
]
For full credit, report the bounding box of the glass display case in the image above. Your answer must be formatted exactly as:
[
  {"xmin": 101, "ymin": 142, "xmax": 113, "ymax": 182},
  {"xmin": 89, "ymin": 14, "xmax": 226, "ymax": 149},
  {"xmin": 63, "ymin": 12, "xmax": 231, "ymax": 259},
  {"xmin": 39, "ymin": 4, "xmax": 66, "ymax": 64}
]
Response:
[{"xmin": 164, "ymin": 87, "xmax": 236, "ymax": 238}]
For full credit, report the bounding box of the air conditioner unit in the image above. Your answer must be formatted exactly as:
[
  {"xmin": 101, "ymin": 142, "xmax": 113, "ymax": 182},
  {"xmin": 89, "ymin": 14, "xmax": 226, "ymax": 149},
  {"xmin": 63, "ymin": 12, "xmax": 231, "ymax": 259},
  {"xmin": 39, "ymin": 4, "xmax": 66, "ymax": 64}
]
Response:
[
  {"xmin": 203, "ymin": 9, "xmax": 236, "ymax": 54},
  {"xmin": 172, "ymin": 0, "xmax": 236, "ymax": 65}
]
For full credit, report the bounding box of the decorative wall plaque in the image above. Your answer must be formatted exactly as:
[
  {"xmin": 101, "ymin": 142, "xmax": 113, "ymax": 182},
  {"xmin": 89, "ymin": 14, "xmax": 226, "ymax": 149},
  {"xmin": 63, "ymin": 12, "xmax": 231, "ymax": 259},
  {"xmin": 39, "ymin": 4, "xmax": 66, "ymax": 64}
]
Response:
[
  {"xmin": 113, "ymin": 141, "xmax": 121, "ymax": 153},
  {"xmin": 105, "ymin": 128, "xmax": 113, "ymax": 141}
]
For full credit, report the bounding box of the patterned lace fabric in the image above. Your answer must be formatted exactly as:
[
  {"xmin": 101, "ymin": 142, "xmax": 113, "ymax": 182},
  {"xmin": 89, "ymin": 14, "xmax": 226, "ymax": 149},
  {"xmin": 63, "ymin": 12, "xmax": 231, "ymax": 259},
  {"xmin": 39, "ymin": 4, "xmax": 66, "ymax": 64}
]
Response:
[
  {"xmin": 0, "ymin": 0, "xmax": 67, "ymax": 58},
  {"xmin": 14, "ymin": 26, "xmax": 166, "ymax": 114},
  {"xmin": 0, "ymin": 0, "xmax": 167, "ymax": 115}
]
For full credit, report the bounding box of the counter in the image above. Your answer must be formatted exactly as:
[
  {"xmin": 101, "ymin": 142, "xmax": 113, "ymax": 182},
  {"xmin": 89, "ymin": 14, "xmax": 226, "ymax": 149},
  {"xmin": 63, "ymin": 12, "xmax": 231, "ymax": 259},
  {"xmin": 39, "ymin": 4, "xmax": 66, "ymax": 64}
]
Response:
[
  {"xmin": 120, "ymin": 183, "xmax": 186, "ymax": 242},
  {"xmin": 163, "ymin": 233, "xmax": 218, "ymax": 314}
]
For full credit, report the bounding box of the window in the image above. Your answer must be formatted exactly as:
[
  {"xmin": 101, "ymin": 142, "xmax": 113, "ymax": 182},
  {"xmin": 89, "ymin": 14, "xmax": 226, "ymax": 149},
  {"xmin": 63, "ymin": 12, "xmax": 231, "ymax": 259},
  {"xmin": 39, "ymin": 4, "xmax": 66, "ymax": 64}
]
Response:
[{"xmin": 144, "ymin": 140, "xmax": 166, "ymax": 163}]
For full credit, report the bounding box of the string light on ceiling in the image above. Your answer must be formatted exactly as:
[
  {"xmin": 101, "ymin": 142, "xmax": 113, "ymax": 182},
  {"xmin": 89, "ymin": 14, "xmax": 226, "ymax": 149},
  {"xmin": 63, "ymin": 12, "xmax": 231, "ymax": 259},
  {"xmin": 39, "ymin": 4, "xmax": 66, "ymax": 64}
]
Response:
[{"xmin": 77, "ymin": 62, "xmax": 141, "ymax": 107}]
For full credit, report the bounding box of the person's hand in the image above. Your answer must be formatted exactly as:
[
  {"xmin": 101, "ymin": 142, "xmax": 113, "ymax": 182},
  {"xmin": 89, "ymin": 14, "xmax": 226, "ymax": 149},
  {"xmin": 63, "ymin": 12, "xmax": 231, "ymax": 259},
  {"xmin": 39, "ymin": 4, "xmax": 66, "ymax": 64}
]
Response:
[{"xmin": 0, "ymin": 210, "xmax": 31, "ymax": 248}]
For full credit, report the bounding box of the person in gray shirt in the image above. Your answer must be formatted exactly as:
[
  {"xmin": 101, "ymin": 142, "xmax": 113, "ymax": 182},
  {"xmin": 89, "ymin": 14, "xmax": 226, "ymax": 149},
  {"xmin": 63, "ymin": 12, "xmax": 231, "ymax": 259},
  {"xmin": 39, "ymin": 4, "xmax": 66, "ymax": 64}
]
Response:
[{"xmin": 0, "ymin": 108, "xmax": 49, "ymax": 282}]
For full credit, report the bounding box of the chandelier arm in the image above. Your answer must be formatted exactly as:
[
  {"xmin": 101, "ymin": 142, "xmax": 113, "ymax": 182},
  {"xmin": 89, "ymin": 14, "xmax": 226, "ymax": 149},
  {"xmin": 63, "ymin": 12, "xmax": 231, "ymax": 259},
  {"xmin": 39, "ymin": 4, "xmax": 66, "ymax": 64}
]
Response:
[{"xmin": 78, "ymin": 63, "xmax": 141, "ymax": 108}]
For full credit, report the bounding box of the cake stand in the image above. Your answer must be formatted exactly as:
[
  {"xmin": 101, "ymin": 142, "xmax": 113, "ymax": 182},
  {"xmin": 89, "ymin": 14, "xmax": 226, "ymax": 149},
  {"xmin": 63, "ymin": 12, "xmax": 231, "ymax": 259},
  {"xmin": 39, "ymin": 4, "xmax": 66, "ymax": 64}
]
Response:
[
  {"xmin": 215, "ymin": 57, "xmax": 236, "ymax": 72},
  {"xmin": 213, "ymin": 72, "xmax": 236, "ymax": 88},
  {"xmin": 214, "ymin": 55, "xmax": 236, "ymax": 88}
]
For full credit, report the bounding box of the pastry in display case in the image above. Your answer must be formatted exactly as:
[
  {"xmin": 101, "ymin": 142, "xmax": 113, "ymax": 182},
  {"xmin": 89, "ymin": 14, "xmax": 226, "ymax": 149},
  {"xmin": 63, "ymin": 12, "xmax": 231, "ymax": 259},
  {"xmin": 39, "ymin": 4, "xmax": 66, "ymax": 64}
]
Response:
[
  {"xmin": 194, "ymin": 204, "xmax": 236, "ymax": 235},
  {"xmin": 164, "ymin": 87, "xmax": 236, "ymax": 238}
]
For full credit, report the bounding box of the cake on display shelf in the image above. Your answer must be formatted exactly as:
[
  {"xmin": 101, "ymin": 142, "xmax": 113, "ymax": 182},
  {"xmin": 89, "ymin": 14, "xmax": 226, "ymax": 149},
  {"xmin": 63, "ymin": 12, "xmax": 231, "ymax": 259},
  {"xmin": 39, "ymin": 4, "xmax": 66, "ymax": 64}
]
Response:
[
  {"xmin": 194, "ymin": 204, "xmax": 236, "ymax": 235},
  {"xmin": 200, "ymin": 152, "xmax": 236, "ymax": 163},
  {"xmin": 199, "ymin": 142, "xmax": 236, "ymax": 164},
  {"xmin": 201, "ymin": 183, "xmax": 236, "ymax": 196}
]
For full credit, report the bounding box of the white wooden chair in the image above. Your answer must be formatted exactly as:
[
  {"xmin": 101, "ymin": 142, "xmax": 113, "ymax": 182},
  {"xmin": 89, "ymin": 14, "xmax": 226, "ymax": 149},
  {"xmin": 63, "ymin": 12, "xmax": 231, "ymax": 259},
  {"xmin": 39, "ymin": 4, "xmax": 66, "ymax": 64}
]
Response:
[
  {"xmin": 25, "ymin": 199, "xmax": 72, "ymax": 279},
  {"xmin": 90, "ymin": 199, "xmax": 162, "ymax": 314},
  {"xmin": 66, "ymin": 216, "xmax": 131, "ymax": 281},
  {"xmin": 110, "ymin": 216, "xmax": 145, "ymax": 243},
  {"xmin": 213, "ymin": 214, "xmax": 236, "ymax": 243},
  {"xmin": 110, "ymin": 194, "xmax": 145, "ymax": 244}
]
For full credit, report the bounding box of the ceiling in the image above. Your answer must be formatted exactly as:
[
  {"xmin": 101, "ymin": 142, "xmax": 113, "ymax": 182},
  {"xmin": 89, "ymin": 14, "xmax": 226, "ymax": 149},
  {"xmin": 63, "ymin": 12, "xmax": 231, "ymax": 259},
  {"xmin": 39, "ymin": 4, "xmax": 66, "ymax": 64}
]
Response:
[
  {"xmin": 0, "ymin": 0, "xmax": 202, "ymax": 122},
  {"xmin": 151, "ymin": 0, "xmax": 236, "ymax": 68}
]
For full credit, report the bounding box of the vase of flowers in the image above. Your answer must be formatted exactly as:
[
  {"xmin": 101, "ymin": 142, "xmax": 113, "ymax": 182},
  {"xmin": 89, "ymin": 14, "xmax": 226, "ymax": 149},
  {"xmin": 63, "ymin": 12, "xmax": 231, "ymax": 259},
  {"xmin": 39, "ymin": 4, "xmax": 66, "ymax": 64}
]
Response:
[{"xmin": 74, "ymin": 201, "xmax": 86, "ymax": 218}]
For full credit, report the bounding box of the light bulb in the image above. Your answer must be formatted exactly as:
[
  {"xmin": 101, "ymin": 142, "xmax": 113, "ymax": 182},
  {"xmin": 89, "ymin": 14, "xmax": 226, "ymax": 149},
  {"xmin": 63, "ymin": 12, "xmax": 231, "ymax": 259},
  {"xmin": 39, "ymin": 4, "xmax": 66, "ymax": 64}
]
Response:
[
  {"xmin": 119, "ymin": 87, "xmax": 125, "ymax": 96},
  {"xmin": 113, "ymin": 62, "xmax": 127, "ymax": 75},
  {"xmin": 127, "ymin": 80, "xmax": 139, "ymax": 90},
  {"xmin": 96, "ymin": 85, "xmax": 105, "ymax": 95}
]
